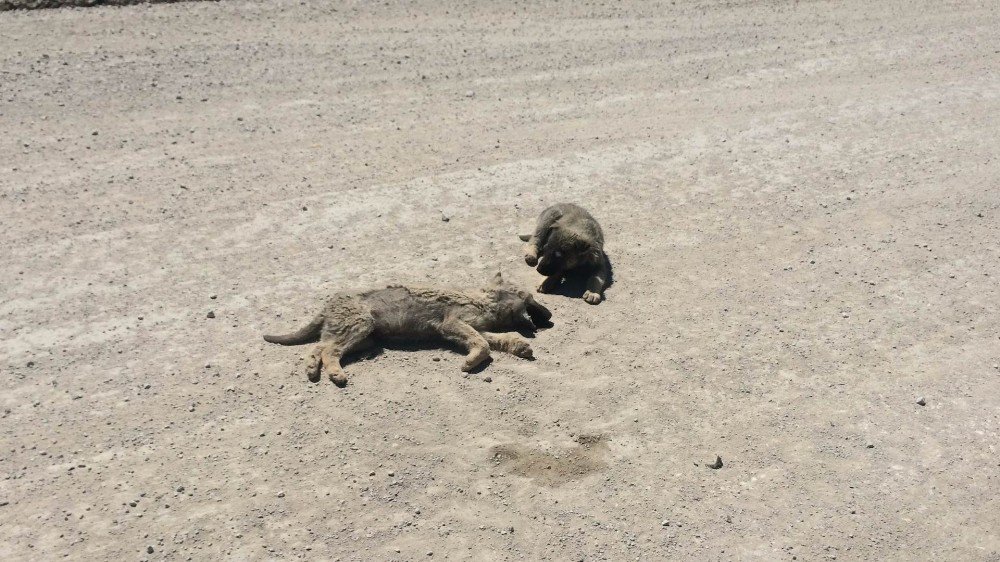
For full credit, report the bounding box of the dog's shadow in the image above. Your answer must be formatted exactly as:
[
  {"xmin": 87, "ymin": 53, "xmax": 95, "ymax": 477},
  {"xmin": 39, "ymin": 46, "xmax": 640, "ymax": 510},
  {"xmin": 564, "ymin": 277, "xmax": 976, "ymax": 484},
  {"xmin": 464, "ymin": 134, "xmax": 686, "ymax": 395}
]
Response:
[
  {"xmin": 335, "ymin": 323, "xmax": 553, "ymax": 379},
  {"xmin": 548, "ymin": 253, "xmax": 615, "ymax": 300}
]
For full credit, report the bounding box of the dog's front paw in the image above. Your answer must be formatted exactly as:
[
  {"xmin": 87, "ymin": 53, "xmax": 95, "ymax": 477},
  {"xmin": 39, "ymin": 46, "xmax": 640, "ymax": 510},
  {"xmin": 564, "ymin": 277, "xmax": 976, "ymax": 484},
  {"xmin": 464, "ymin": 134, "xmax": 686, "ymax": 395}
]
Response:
[
  {"xmin": 583, "ymin": 290, "xmax": 602, "ymax": 305},
  {"xmin": 509, "ymin": 339, "xmax": 534, "ymax": 359}
]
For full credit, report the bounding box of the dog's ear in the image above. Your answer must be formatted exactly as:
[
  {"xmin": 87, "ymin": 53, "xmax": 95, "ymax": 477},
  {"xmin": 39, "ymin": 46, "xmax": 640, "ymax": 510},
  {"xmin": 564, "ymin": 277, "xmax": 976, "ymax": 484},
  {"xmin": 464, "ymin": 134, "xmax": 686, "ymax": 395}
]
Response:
[
  {"xmin": 525, "ymin": 295, "xmax": 552, "ymax": 325},
  {"xmin": 538, "ymin": 224, "xmax": 558, "ymax": 249}
]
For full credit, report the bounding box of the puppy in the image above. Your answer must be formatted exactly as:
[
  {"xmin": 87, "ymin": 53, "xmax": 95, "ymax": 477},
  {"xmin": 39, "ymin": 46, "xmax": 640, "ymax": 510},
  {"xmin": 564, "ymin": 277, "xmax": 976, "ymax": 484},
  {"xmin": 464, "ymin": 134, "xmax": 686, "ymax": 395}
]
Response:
[
  {"xmin": 263, "ymin": 272, "xmax": 552, "ymax": 387},
  {"xmin": 519, "ymin": 203, "xmax": 609, "ymax": 304}
]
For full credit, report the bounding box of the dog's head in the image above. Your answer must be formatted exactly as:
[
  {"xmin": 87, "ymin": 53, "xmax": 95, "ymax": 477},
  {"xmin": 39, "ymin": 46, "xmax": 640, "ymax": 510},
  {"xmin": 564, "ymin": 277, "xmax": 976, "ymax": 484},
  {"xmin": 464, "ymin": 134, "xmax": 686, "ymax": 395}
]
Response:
[
  {"xmin": 488, "ymin": 271, "xmax": 552, "ymax": 330},
  {"xmin": 535, "ymin": 226, "xmax": 601, "ymax": 276}
]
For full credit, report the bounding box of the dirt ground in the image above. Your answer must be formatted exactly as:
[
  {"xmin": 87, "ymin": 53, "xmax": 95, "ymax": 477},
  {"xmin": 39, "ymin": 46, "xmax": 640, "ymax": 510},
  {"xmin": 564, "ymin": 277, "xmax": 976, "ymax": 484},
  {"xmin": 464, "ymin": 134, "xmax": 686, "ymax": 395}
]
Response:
[{"xmin": 1, "ymin": 0, "xmax": 999, "ymax": 560}]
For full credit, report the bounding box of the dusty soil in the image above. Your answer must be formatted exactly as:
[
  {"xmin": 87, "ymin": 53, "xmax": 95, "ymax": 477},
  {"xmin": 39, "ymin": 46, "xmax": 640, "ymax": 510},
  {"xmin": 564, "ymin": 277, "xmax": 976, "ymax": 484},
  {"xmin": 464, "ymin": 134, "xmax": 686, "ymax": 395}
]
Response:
[
  {"xmin": 1, "ymin": 0, "xmax": 999, "ymax": 559},
  {"xmin": 0, "ymin": 0, "xmax": 197, "ymax": 12}
]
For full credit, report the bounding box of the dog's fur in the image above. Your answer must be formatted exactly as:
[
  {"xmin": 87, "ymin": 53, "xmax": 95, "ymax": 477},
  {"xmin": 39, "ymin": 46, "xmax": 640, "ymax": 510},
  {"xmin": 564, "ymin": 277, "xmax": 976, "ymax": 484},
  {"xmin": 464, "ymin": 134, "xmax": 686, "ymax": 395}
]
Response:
[
  {"xmin": 263, "ymin": 273, "xmax": 552, "ymax": 387},
  {"xmin": 520, "ymin": 203, "xmax": 609, "ymax": 304}
]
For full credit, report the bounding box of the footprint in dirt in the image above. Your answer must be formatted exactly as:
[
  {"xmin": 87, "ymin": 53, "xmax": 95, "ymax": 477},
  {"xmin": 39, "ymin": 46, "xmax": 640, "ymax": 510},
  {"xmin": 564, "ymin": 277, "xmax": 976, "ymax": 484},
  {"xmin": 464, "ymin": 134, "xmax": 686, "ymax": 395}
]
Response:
[{"xmin": 488, "ymin": 433, "xmax": 608, "ymax": 487}]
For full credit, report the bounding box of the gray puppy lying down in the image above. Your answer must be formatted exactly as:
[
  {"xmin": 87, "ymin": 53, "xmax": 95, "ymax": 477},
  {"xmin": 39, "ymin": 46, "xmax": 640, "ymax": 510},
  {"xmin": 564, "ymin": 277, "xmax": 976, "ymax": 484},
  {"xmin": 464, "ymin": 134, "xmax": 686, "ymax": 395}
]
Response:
[
  {"xmin": 263, "ymin": 273, "xmax": 552, "ymax": 387},
  {"xmin": 520, "ymin": 202, "xmax": 609, "ymax": 304}
]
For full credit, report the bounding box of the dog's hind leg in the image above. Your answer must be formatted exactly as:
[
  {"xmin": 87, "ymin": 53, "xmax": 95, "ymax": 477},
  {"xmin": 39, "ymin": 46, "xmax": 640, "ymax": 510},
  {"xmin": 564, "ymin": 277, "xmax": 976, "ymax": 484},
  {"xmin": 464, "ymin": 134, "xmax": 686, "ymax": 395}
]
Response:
[
  {"xmin": 483, "ymin": 332, "xmax": 534, "ymax": 359},
  {"xmin": 319, "ymin": 332, "xmax": 375, "ymax": 387},
  {"xmin": 305, "ymin": 344, "xmax": 324, "ymax": 382},
  {"xmin": 439, "ymin": 317, "xmax": 491, "ymax": 372},
  {"xmin": 315, "ymin": 298, "xmax": 376, "ymax": 387}
]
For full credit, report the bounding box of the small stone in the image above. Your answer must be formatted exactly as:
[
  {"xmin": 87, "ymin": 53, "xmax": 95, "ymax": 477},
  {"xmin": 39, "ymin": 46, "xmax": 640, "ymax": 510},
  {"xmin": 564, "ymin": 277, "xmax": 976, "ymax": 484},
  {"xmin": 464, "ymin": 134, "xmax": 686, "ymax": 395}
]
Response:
[
  {"xmin": 387, "ymin": 471, "xmax": 395, "ymax": 477},
  {"xmin": 210, "ymin": 295, "xmax": 217, "ymax": 299},
  {"xmin": 483, "ymin": 377, "xmax": 492, "ymax": 383},
  {"xmin": 176, "ymin": 486, "xmax": 184, "ymax": 493},
  {"xmin": 661, "ymin": 520, "xmax": 670, "ymax": 527},
  {"xmin": 465, "ymin": 90, "xmax": 475, "ymax": 97},
  {"xmin": 26, "ymin": 361, "xmax": 34, "ymax": 368},
  {"xmin": 206, "ymin": 311, "xmax": 215, "ymax": 319},
  {"xmin": 277, "ymin": 491, "xmax": 285, "ymax": 498},
  {"xmin": 427, "ymin": 552, "xmax": 433, "ymax": 557},
  {"xmin": 916, "ymin": 397, "xmax": 926, "ymax": 406},
  {"xmin": 866, "ymin": 443, "xmax": 875, "ymax": 449},
  {"xmin": 441, "ymin": 215, "xmax": 450, "ymax": 222},
  {"xmin": 707, "ymin": 455, "xmax": 723, "ymax": 469},
  {"xmin": 147, "ymin": 546, "xmax": 154, "ymax": 554}
]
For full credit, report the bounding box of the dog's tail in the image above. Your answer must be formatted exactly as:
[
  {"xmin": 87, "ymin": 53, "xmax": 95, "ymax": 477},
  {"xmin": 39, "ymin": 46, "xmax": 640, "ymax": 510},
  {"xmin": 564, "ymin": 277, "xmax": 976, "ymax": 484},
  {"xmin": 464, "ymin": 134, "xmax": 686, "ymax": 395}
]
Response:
[
  {"xmin": 518, "ymin": 233, "xmax": 531, "ymax": 242},
  {"xmin": 263, "ymin": 316, "xmax": 324, "ymax": 345}
]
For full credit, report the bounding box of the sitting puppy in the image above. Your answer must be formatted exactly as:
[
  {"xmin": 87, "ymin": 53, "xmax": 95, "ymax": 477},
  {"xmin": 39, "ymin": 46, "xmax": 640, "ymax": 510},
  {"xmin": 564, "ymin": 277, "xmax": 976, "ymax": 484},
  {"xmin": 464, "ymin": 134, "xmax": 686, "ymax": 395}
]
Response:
[
  {"xmin": 263, "ymin": 272, "xmax": 551, "ymax": 387},
  {"xmin": 519, "ymin": 202, "xmax": 609, "ymax": 304}
]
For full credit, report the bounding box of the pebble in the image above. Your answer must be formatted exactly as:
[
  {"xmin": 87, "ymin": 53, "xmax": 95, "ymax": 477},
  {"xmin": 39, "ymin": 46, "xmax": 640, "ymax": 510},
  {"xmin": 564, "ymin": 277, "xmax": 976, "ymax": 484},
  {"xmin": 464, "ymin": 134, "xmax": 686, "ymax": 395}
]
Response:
[
  {"xmin": 661, "ymin": 520, "xmax": 670, "ymax": 527},
  {"xmin": 176, "ymin": 486, "xmax": 184, "ymax": 493},
  {"xmin": 277, "ymin": 491, "xmax": 285, "ymax": 498},
  {"xmin": 388, "ymin": 471, "xmax": 395, "ymax": 477},
  {"xmin": 147, "ymin": 546, "xmax": 154, "ymax": 554},
  {"xmin": 206, "ymin": 311, "xmax": 215, "ymax": 319},
  {"xmin": 707, "ymin": 455, "xmax": 724, "ymax": 469},
  {"xmin": 866, "ymin": 443, "xmax": 875, "ymax": 449},
  {"xmin": 483, "ymin": 377, "xmax": 492, "ymax": 383},
  {"xmin": 916, "ymin": 397, "xmax": 926, "ymax": 406}
]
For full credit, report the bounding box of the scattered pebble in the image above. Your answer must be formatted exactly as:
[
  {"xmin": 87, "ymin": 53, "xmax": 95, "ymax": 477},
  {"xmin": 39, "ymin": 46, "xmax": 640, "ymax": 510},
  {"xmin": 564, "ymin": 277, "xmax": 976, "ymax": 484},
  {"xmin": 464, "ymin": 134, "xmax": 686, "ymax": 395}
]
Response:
[
  {"xmin": 483, "ymin": 377, "xmax": 492, "ymax": 383},
  {"xmin": 916, "ymin": 397, "xmax": 926, "ymax": 406},
  {"xmin": 146, "ymin": 546, "xmax": 154, "ymax": 554},
  {"xmin": 707, "ymin": 455, "xmax": 723, "ymax": 469},
  {"xmin": 206, "ymin": 311, "xmax": 216, "ymax": 319},
  {"xmin": 277, "ymin": 491, "xmax": 285, "ymax": 498},
  {"xmin": 661, "ymin": 520, "xmax": 670, "ymax": 527}
]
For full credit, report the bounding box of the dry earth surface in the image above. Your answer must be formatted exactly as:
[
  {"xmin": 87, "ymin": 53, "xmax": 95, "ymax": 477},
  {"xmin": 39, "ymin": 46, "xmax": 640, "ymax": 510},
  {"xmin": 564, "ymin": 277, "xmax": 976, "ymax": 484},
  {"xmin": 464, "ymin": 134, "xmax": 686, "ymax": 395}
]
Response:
[{"xmin": 2, "ymin": 0, "xmax": 999, "ymax": 560}]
